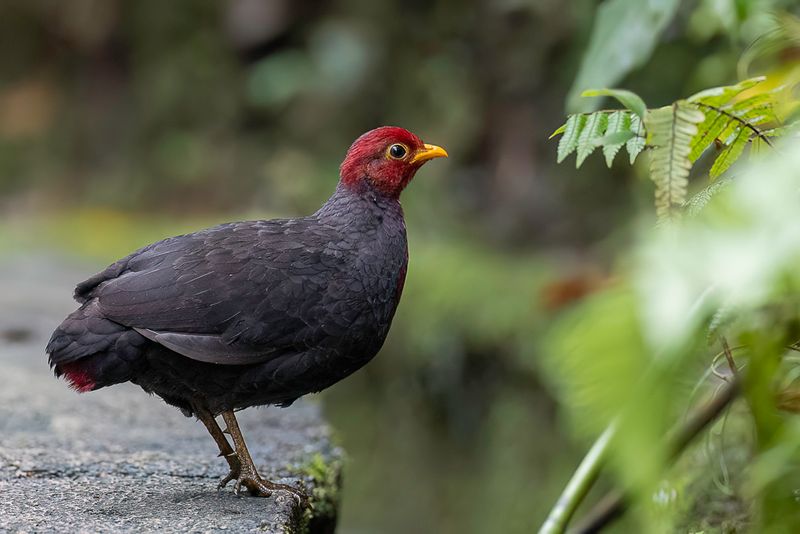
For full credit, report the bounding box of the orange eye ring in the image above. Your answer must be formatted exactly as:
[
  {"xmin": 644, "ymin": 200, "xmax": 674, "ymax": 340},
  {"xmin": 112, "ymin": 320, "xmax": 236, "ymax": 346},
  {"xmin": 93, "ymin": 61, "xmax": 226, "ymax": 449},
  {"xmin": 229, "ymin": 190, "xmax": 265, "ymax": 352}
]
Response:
[{"xmin": 386, "ymin": 143, "xmax": 408, "ymax": 160}]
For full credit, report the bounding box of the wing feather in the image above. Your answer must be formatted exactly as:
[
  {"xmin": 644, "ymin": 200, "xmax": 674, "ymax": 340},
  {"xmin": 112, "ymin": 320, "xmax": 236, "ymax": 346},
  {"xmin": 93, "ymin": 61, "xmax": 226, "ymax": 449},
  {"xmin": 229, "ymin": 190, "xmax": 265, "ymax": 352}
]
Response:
[
  {"xmin": 134, "ymin": 328, "xmax": 277, "ymax": 365},
  {"xmin": 76, "ymin": 219, "xmax": 350, "ymax": 365}
]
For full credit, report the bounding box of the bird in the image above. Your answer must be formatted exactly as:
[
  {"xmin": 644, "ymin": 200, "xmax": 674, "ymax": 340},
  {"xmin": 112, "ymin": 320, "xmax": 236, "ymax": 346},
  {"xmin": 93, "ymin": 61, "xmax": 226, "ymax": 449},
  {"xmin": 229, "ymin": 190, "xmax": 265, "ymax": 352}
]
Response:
[{"xmin": 46, "ymin": 126, "xmax": 447, "ymax": 501}]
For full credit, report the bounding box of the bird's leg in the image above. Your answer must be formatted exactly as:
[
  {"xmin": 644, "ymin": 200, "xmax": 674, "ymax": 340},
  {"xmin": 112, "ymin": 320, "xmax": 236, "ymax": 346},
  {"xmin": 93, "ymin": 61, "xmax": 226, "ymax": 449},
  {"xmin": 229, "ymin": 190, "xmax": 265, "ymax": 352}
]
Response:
[
  {"xmin": 195, "ymin": 407, "xmax": 241, "ymax": 488},
  {"xmin": 221, "ymin": 410, "xmax": 307, "ymax": 505}
]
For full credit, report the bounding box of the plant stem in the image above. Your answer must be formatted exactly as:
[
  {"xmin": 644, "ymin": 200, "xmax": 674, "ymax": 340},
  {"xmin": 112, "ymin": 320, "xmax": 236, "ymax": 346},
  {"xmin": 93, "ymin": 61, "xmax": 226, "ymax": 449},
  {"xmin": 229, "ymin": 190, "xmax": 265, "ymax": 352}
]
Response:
[
  {"xmin": 692, "ymin": 102, "xmax": 774, "ymax": 147},
  {"xmin": 538, "ymin": 423, "xmax": 617, "ymax": 534}
]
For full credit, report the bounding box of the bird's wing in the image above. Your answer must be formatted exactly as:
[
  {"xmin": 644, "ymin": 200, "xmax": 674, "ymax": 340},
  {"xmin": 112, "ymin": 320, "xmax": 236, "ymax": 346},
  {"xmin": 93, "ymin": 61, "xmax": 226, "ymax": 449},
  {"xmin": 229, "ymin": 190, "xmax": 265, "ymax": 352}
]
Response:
[
  {"xmin": 133, "ymin": 328, "xmax": 277, "ymax": 364},
  {"xmin": 78, "ymin": 219, "xmax": 350, "ymax": 365}
]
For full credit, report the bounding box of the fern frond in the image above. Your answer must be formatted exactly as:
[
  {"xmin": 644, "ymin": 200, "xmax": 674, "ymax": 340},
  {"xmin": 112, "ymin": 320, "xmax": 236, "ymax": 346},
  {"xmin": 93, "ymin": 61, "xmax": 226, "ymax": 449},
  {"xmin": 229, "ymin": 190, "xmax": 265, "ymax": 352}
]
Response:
[
  {"xmin": 554, "ymin": 110, "xmax": 644, "ymax": 167},
  {"xmin": 576, "ymin": 112, "xmax": 609, "ymax": 167},
  {"xmin": 551, "ymin": 78, "xmax": 793, "ymax": 198},
  {"xmin": 737, "ymin": 102, "xmax": 778, "ymax": 126},
  {"xmin": 732, "ymin": 93, "xmax": 777, "ymax": 124},
  {"xmin": 685, "ymin": 77, "xmax": 779, "ymax": 171},
  {"xmin": 626, "ymin": 114, "xmax": 646, "ymax": 164},
  {"xmin": 731, "ymin": 93, "xmax": 772, "ymax": 111},
  {"xmin": 689, "ymin": 110, "xmax": 727, "ymax": 162},
  {"xmin": 684, "ymin": 177, "xmax": 732, "ymax": 217},
  {"xmin": 557, "ymin": 115, "xmax": 587, "ymax": 163},
  {"xmin": 687, "ymin": 76, "xmax": 766, "ymax": 107},
  {"xmin": 709, "ymin": 128, "xmax": 749, "ymax": 179},
  {"xmin": 690, "ymin": 100, "xmax": 775, "ymax": 169},
  {"xmin": 646, "ymin": 102, "xmax": 705, "ymax": 221},
  {"xmin": 602, "ymin": 111, "xmax": 631, "ymax": 167}
]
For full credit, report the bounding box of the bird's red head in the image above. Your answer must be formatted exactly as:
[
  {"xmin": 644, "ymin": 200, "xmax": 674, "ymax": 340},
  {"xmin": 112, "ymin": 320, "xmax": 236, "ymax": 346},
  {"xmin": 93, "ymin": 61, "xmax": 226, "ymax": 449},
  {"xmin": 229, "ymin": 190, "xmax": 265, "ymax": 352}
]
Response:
[{"xmin": 340, "ymin": 126, "xmax": 448, "ymax": 198}]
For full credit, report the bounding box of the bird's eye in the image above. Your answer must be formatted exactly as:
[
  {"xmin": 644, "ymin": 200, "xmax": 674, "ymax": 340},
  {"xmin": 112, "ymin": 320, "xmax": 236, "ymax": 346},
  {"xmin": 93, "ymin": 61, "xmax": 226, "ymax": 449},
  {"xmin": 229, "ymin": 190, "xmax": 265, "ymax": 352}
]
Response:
[{"xmin": 387, "ymin": 143, "xmax": 407, "ymax": 160}]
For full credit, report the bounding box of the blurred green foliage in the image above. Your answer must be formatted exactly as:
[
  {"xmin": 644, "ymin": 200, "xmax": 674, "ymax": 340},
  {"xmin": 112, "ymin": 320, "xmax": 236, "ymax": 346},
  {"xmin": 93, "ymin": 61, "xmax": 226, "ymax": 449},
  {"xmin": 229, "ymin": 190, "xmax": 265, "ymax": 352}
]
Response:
[
  {"xmin": 1, "ymin": 0, "xmax": 800, "ymax": 533},
  {"xmin": 547, "ymin": 141, "xmax": 800, "ymax": 531},
  {"xmin": 544, "ymin": 4, "xmax": 800, "ymax": 531},
  {"xmin": 566, "ymin": 0, "xmax": 683, "ymax": 112}
]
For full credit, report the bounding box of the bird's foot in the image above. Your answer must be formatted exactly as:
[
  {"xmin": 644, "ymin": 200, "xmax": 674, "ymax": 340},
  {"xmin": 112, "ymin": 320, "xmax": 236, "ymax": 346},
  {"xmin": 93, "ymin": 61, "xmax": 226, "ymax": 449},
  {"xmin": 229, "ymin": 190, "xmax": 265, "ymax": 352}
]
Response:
[
  {"xmin": 218, "ymin": 468, "xmax": 239, "ymax": 489},
  {"xmin": 231, "ymin": 464, "xmax": 308, "ymax": 507},
  {"xmin": 217, "ymin": 452, "xmax": 241, "ymax": 489}
]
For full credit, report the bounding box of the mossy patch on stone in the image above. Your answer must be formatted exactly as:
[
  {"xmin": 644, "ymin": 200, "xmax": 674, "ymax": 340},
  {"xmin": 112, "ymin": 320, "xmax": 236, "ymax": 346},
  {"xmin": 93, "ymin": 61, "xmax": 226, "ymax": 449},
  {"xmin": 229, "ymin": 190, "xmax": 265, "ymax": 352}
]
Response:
[{"xmin": 286, "ymin": 452, "xmax": 343, "ymax": 534}]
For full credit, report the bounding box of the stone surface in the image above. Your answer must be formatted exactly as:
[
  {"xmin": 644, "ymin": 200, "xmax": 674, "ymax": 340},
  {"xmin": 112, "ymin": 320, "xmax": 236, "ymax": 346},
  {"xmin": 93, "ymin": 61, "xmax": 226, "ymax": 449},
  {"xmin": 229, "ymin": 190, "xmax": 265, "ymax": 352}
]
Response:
[{"xmin": 0, "ymin": 255, "xmax": 341, "ymax": 533}]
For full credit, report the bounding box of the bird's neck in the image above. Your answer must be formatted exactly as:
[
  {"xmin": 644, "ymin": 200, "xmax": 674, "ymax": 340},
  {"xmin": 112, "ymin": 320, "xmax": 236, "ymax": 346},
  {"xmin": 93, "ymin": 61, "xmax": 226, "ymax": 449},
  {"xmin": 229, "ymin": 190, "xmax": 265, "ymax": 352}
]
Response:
[{"xmin": 316, "ymin": 181, "xmax": 404, "ymax": 227}]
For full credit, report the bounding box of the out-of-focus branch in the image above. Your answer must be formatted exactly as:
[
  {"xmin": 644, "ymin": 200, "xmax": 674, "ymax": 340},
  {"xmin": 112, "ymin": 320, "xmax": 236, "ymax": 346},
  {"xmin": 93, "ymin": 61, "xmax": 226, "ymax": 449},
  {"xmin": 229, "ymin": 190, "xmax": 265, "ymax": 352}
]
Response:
[{"xmin": 538, "ymin": 423, "xmax": 616, "ymax": 534}]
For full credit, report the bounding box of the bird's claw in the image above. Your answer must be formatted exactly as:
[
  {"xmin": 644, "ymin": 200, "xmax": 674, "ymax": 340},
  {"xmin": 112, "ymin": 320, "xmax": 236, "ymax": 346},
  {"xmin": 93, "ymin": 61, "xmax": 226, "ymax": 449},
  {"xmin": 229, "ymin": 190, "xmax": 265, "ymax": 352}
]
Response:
[
  {"xmin": 225, "ymin": 467, "xmax": 309, "ymax": 507},
  {"xmin": 218, "ymin": 469, "xmax": 238, "ymax": 489},
  {"xmin": 218, "ymin": 452, "xmax": 241, "ymax": 489}
]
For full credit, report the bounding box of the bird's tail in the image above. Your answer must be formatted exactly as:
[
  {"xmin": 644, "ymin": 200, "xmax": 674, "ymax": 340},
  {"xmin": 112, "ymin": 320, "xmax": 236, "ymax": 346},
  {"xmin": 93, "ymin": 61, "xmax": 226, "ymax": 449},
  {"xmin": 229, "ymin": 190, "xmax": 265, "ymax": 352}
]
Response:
[{"xmin": 46, "ymin": 300, "xmax": 147, "ymax": 392}]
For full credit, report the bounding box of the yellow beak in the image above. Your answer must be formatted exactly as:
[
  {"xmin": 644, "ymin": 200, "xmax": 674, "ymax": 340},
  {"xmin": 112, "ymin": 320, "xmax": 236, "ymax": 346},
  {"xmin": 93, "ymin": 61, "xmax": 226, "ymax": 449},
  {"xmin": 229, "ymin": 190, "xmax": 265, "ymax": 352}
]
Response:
[{"xmin": 410, "ymin": 143, "xmax": 448, "ymax": 164}]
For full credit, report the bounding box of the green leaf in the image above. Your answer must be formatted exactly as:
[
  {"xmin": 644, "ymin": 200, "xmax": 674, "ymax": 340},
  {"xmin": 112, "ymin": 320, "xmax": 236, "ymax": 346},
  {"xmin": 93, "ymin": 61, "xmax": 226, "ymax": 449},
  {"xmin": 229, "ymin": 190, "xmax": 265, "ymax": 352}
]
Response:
[
  {"xmin": 734, "ymin": 94, "xmax": 778, "ymax": 125},
  {"xmin": 582, "ymin": 89, "xmax": 647, "ymax": 119},
  {"xmin": 626, "ymin": 114, "xmax": 646, "ymax": 164},
  {"xmin": 751, "ymin": 136, "xmax": 769, "ymax": 157},
  {"xmin": 716, "ymin": 118, "xmax": 741, "ymax": 145},
  {"xmin": 557, "ymin": 115, "xmax": 586, "ymax": 163},
  {"xmin": 593, "ymin": 131, "xmax": 636, "ymax": 148},
  {"xmin": 576, "ymin": 112, "xmax": 609, "ymax": 168},
  {"xmin": 689, "ymin": 108, "xmax": 728, "ymax": 162},
  {"xmin": 740, "ymin": 106, "xmax": 777, "ymax": 126},
  {"xmin": 566, "ymin": 0, "xmax": 682, "ymax": 112},
  {"xmin": 646, "ymin": 102, "xmax": 705, "ymax": 221},
  {"xmin": 763, "ymin": 124, "xmax": 799, "ymax": 138},
  {"xmin": 687, "ymin": 81, "xmax": 783, "ymax": 166},
  {"xmin": 709, "ymin": 127, "xmax": 749, "ymax": 179},
  {"xmin": 732, "ymin": 93, "xmax": 773, "ymax": 112},
  {"xmin": 602, "ymin": 111, "xmax": 633, "ymax": 167},
  {"xmin": 687, "ymin": 76, "xmax": 766, "ymax": 107},
  {"xmin": 684, "ymin": 177, "xmax": 732, "ymax": 217},
  {"xmin": 599, "ymin": 132, "xmax": 635, "ymax": 167},
  {"xmin": 550, "ymin": 123, "xmax": 567, "ymax": 139}
]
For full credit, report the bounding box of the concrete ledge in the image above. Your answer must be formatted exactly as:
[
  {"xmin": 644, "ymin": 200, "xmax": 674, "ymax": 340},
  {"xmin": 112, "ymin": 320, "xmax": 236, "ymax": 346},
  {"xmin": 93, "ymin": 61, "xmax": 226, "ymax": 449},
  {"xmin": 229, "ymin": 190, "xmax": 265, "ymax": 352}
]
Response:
[{"xmin": 0, "ymin": 256, "xmax": 342, "ymax": 533}]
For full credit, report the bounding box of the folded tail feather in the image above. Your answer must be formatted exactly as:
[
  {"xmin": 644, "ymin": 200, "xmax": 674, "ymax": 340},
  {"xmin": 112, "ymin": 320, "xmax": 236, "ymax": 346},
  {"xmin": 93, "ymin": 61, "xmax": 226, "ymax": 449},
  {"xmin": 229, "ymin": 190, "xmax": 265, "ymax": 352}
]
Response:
[{"xmin": 47, "ymin": 300, "xmax": 148, "ymax": 392}]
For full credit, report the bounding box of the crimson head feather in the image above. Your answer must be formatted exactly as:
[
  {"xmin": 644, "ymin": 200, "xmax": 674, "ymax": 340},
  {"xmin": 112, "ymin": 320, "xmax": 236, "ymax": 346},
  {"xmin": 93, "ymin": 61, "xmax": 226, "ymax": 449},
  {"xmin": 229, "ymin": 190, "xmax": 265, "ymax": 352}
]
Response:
[{"xmin": 339, "ymin": 126, "xmax": 448, "ymax": 198}]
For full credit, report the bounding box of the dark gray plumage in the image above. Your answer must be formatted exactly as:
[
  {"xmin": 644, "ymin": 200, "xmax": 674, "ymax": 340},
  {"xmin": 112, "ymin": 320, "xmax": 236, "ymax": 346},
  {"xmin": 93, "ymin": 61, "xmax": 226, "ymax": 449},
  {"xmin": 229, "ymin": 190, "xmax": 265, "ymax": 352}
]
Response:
[{"xmin": 47, "ymin": 183, "xmax": 408, "ymax": 414}]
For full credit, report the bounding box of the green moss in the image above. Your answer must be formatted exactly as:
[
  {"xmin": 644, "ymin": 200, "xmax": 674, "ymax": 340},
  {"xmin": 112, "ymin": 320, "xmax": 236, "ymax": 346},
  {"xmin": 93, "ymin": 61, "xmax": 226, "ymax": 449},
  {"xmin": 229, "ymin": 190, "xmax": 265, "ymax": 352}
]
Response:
[{"xmin": 286, "ymin": 453, "xmax": 343, "ymax": 534}]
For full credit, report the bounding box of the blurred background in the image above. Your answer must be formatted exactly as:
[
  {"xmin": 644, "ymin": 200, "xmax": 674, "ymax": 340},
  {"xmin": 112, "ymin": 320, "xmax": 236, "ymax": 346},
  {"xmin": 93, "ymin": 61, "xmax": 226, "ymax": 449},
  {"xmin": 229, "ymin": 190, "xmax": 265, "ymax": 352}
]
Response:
[{"xmin": 0, "ymin": 0, "xmax": 797, "ymax": 532}]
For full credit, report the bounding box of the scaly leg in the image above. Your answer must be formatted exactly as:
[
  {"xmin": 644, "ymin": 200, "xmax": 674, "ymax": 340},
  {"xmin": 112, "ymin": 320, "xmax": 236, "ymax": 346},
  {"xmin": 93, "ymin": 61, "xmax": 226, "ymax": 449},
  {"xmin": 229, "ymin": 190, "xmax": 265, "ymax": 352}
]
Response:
[
  {"xmin": 221, "ymin": 410, "xmax": 307, "ymax": 505},
  {"xmin": 195, "ymin": 407, "xmax": 241, "ymax": 488}
]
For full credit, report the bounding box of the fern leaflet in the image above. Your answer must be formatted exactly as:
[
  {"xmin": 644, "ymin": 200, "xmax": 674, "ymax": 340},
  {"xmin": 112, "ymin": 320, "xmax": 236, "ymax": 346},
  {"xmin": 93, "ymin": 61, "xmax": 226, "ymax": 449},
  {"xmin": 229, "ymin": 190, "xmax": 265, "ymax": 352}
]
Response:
[
  {"xmin": 557, "ymin": 114, "xmax": 586, "ymax": 163},
  {"xmin": 602, "ymin": 111, "xmax": 630, "ymax": 166},
  {"xmin": 646, "ymin": 102, "xmax": 705, "ymax": 221},
  {"xmin": 709, "ymin": 128, "xmax": 749, "ymax": 179},
  {"xmin": 686, "ymin": 77, "xmax": 765, "ymax": 107},
  {"xmin": 689, "ymin": 110, "xmax": 727, "ymax": 162},
  {"xmin": 626, "ymin": 114, "xmax": 646, "ymax": 164},
  {"xmin": 576, "ymin": 112, "xmax": 609, "ymax": 167}
]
